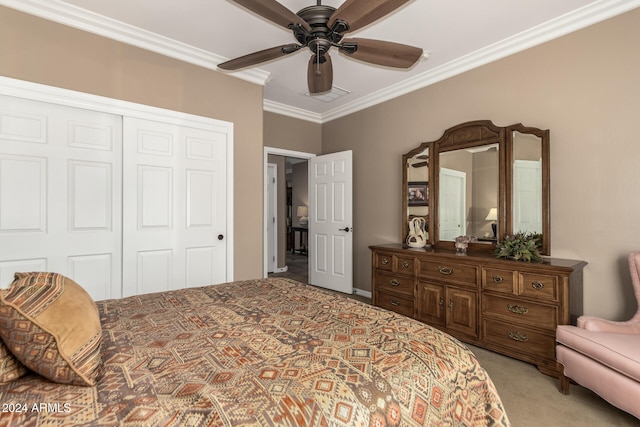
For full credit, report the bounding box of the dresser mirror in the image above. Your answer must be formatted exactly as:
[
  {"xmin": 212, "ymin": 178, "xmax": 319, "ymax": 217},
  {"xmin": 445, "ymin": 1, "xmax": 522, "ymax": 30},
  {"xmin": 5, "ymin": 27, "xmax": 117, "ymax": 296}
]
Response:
[
  {"xmin": 438, "ymin": 143, "xmax": 499, "ymax": 242},
  {"xmin": 402, "ymin": 120, "xmax": 550, "ymax": 255},
  {"xmin": 404, "ymin": 146, "xmax": 430, "ymax": 235},
  {"xmin": 506, "ymin": 124, "xmax": 550, "ymax": 254}
]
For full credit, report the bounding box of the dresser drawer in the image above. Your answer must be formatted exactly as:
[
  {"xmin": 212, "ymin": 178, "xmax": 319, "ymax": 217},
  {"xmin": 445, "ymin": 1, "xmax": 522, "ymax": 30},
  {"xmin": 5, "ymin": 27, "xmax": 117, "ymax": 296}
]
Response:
[
  {"xmin": 374, "ymin": 272, "xmax": 414, "ymax": 296},
  {"xmin": 481, "ymin": 294, "xmax": 557, "ymax": 330},
  {"xmin": 519, "ymin": 272, "xmax": 558, "ymax": 302},
  {"xmin": 374, "ymin": 252, "xmax": 394, "ymax": 272},
  {"xmin": 419, "ymin": 260, "xmax": 477, "ymax": 287},
  {"xmin": 396, "ymin": 256, "xmax": 416, "ymax": 275},
  {"xmin": 376, "ymin": 291, "xmax": 414, "ymax": 317},
  {"xmin": 482, "ymin": 267, "xmax": 516, "ymax": 294},
  {"xmin": 482, "ymin": 318, "xmax": 555, "ymax": 359}
]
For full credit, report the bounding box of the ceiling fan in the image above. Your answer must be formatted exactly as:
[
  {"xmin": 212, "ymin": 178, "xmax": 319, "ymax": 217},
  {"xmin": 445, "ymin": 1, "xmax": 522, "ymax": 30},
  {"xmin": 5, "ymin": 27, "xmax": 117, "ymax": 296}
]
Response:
[{"xmin": 218, "ymin": 0, "xmax": 424, "ymax": 94}]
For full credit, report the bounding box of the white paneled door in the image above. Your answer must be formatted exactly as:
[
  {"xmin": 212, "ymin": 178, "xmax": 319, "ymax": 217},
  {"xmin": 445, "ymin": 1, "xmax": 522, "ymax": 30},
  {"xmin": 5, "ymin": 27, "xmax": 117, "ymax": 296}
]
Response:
[
  {"xmin": 439, "ymin": 167, "xmax": 466, "ymax": 241},
  {"xmin": 309, "ymin": 150, "xmax": 353, "ymax": 294},
  {"xmin": 0, "ymin": 95, "xmax": 123, "ymax": 300},
  {"xmin": 122, "ymin": 117, "xmax": 228, "ymax": 296},
  {"xmin": 513, "ymin": 159, "xmax": 542, "ymax": 233}
]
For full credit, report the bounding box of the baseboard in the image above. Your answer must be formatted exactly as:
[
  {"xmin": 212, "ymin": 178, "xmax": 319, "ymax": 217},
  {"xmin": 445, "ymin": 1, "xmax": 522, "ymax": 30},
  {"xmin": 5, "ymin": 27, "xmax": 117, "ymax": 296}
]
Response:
[{"xmin": 353, "ymin": 288, "xmax": 372, "ymax": 299}]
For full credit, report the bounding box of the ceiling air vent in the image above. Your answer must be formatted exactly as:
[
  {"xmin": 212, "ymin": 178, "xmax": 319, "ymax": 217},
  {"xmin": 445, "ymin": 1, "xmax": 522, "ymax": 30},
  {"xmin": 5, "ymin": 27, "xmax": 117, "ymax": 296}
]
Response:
[{"xmin": 304, "ymin": 86, "xmax": 350, "ymax": 102}]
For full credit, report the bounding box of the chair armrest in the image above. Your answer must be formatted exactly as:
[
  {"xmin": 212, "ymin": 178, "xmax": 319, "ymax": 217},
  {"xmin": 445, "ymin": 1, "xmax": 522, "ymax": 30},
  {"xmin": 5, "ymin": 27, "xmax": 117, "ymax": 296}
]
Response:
[{"xmin": 577, "ymin": 315, "xmax": 640, "ymax": 334}]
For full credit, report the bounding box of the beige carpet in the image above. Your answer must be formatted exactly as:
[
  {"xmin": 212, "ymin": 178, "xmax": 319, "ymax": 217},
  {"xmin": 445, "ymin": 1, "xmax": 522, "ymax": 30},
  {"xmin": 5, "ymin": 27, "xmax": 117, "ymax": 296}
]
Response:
[{"xmin": 468, "ymin": 344, "xmax": 639, "ymax": 426}]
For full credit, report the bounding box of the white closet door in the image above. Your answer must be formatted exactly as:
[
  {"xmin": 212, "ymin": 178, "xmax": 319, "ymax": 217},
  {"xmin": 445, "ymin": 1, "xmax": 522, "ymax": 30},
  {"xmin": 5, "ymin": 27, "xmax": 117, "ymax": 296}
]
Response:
[
  {"xmin": 122, "ymin": 117, "xmax": 227, "ymax": 296},
  {"xmin": 0, "ymin": 95, "xmax": 123, "ymax": 300}
]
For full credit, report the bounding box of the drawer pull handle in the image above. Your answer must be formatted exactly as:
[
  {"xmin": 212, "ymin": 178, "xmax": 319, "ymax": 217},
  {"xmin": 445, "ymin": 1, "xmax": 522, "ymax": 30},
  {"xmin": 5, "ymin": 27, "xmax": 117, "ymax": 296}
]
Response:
[
  {"xmin": 448, "ymin": 299, "xmax": 454, "ymax": 311},
  {"xmin": 507, "ymin": 304, "xmax": 529, "ymax": 315},
  {"xmin": 531, "ymin": 281, "xmax": 544, "ymax": 290},
  {"xmin": 402, "ymin": 261, "xmax": 410, "ymax": 269},
  {"xmin": 381, "ymin": 258, "xmax": 390, "ymax": 266},
  {"xmin": 439, "ymin": 266, "xmax": 454, "ymax": 275},
  {"xmin": 389, "ymin": 279, "xmax": 400, "ymax": 287},
  {"xmin": 439, "ymin": 297, "xmax": 444, "ymax": 308},
  {"xmin": 492, "ymin": 276, "xmax": 504, "ymax": 284},
  {"xmin": 389, "ymin": 299, "xmax": 400, "ymax": 306},
  {"xmin": 508, "ymin": 332, "xmax": 528, "ymax": 342}
]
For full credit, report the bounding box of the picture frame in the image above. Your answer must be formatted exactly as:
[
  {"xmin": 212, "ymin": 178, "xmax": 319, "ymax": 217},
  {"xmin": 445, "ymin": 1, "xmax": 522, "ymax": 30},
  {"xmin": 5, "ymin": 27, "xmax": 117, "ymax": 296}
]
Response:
[{"xmin": 408, "ymin": 181, "xmax": 428, "ymax": 206}]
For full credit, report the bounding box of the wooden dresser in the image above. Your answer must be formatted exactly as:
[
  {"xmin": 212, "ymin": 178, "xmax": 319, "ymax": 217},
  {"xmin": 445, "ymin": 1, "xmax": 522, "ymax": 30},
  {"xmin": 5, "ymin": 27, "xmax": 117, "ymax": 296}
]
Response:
[{"xmin": 370, "ymin": 243, "xmax": 587, "ymax": 376}]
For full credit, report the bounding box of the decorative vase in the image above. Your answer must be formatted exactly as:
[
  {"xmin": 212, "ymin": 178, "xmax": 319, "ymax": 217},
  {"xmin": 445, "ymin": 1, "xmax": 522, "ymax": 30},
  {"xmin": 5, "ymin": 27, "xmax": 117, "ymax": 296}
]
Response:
[
  {"xmin": 455, "ymin": 235, "xmax": 472, "ymax": 255},
  {"xmin": 406, "ymin": 217, "xmax": 427, "ymax": 248}
]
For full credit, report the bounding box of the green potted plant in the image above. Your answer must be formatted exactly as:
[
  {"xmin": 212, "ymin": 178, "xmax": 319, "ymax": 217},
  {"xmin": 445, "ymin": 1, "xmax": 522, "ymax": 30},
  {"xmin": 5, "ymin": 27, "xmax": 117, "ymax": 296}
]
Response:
[{"xmin": 495, "ymin": 231, "xmax": 543, "ymax": 262}]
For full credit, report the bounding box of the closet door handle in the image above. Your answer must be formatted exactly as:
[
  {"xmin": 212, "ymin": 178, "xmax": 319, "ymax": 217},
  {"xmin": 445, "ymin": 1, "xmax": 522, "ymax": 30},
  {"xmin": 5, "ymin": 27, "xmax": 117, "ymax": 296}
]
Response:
[{"xmin": 218, "ymin": 234, "xmax": 224, "ymax": 240}]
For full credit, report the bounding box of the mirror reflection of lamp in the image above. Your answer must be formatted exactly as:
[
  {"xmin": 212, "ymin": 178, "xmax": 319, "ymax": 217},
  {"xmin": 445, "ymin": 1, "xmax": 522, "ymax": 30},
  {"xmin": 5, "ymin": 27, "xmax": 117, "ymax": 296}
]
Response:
[
  {"xmin": 297, "ymin": 205, "xmax": 309, "ymax": 227},
  {"xmin": 485, "ymin": 207, "xmax": 498, "ymax": 239}
]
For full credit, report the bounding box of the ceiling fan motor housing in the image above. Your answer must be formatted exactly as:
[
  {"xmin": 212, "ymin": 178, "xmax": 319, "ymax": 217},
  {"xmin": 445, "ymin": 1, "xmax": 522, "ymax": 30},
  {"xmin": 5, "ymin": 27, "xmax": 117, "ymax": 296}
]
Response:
[{"xmin": 294, "ymin": 5, "xmax": 344, "ymax": 56}]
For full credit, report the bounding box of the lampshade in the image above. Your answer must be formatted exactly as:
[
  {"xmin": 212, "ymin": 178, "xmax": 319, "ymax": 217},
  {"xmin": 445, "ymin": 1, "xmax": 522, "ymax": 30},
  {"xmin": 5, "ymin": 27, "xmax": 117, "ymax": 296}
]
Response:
[
  {"xmin": 485, "ymin": 207, "xmax": 498, "ymax": 221},
  {"xmin": 297, "ymin": 205, "xmax": 308, "ymax": 217}
]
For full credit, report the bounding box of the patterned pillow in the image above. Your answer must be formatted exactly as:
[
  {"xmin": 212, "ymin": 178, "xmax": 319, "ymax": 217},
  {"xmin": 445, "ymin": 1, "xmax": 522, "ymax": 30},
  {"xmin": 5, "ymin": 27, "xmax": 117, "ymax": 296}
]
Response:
[
  {"xmin": 0, "ymin": 339, "xmax": 28, "ymax": 385},
  {"xmin": 0, "ymin": 272, "xmax": 103, "ymax": 386}
]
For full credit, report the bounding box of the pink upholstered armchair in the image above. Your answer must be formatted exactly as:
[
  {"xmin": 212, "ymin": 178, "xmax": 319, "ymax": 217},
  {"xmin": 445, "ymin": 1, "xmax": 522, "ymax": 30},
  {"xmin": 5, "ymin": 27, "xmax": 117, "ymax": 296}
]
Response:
[{"xmin": 556, "ymin": 251, "xmax": 640, "ymax": 419}]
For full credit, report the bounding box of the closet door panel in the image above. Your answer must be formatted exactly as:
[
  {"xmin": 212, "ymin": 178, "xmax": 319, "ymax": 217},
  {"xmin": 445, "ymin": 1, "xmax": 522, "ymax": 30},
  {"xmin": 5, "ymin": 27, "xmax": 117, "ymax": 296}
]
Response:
[
  {"xmin": 122, "ymin": 117, "xmax": 227, "ymax": 296},
  {"xmin": 0, "ymin": 95, "xmax": 122, "ymax": 300}
]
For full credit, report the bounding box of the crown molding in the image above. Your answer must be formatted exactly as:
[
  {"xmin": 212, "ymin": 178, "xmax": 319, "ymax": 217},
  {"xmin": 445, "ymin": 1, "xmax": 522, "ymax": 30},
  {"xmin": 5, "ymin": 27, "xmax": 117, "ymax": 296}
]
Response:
[
  {"xmin": 270, "ymin": 0, "xmax": 640, "ymax": 123},
  {"xmin": 263, "ymin": 100, "xmax": 323, "ymax": 124},
  {"xmin": 0, "ymin": 0, "xmax": 270, "ymax": 86}
]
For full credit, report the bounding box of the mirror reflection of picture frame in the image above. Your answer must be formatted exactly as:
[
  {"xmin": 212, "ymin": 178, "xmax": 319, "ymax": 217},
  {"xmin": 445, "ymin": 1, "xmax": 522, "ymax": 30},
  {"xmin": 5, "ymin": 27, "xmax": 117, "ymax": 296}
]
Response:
[{"xmin": 408, "ymin": 181, "xmax": 428, "ymax": 206}]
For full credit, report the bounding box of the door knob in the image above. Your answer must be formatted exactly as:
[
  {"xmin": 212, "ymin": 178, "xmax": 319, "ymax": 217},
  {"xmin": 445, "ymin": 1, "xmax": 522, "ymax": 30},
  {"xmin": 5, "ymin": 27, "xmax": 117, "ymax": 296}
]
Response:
[
  {"xmin": 218, "ymin": 234, "xmax": 224, "ymax": 240},
  {"xmin": 339, "ymin": 227, "xmax": 351, "ymax": 232}
]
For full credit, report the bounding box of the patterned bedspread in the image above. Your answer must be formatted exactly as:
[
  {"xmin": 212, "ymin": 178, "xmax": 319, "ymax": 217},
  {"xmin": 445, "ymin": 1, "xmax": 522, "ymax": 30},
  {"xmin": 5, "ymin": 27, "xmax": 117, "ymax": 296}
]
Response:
[{"xmin": 0, "ymin": 278, "xmax": 510, "ymax": 426}]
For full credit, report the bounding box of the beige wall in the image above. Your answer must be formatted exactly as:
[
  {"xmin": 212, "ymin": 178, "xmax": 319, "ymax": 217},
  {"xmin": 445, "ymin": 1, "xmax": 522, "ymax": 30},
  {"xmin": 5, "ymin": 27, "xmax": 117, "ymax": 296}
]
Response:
[
  {"xmin": 0, "ymin": 6, "xmax": 265, "ymax": 280},
  {"xmin": 264, "ymin": 111, "xmax": 322, "ymax": 154},
  {"xmin": 322, "ymin": 8, "xmax": 640, "ymax": 320}
]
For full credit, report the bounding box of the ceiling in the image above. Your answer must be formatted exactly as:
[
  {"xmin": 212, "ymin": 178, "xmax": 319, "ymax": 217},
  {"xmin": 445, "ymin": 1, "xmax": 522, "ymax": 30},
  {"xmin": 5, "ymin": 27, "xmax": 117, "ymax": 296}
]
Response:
[{"xmin": 5, "ymin": 0, "xmax": 639, "ymax": 122}]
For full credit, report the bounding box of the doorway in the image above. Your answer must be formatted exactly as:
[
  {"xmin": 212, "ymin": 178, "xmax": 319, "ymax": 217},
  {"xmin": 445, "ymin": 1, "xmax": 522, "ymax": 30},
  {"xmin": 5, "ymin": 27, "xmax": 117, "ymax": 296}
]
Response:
[{"xmin": 263, "ymin": 147, "xmax": 315, "ymax": 282}]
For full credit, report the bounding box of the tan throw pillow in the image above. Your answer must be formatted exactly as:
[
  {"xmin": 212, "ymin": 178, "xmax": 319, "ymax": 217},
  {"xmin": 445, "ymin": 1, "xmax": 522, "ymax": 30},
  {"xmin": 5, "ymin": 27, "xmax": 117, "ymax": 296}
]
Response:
[
  {"xmin": 0, "ymin": 339, "xmax": 28, "ymax": 385},
  {"xmin": 0, "ymin": 272, "xmax": 103, "ymax": 386}
]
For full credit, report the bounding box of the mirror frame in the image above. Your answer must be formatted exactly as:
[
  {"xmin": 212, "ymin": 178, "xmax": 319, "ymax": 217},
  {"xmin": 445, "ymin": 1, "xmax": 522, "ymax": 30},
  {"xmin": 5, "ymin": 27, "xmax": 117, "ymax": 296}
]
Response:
[
  {"xmin": 402, "ymin": 120, "xmax": 550, "ymax": 255},
  {"xmin": 506, "ymin": 123, "xmax": 551, "ymax": 255}
]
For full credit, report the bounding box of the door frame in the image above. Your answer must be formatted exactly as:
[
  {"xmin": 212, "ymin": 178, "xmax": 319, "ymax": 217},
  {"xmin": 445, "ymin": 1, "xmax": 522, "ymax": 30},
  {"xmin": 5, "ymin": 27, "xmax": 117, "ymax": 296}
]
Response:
[
  {"xmin": 263, "ymin": 147, "xmax": 316, "ymax": 278},
  {"xmin": 0, "ymin": 76, "xmax": 235, "ymax": 283},
  {"xmin": 266, "ymin": 163, "xmax": 278, "ymax": 273}
]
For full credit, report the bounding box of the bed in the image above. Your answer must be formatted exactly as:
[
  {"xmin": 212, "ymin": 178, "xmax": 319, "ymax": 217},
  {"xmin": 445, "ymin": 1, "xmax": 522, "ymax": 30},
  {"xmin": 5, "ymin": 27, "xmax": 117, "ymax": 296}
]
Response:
[{"xmin": 0, "ymin": 274, "xmax": 510, "ymax": 426}]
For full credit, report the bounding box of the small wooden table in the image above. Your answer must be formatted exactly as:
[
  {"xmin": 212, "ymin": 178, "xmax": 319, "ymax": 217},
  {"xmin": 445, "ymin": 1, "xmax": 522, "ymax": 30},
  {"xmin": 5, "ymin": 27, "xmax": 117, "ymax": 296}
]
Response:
[{"xmin": 291, "ymin": 226, "xmax": 308, "ymax": 255}]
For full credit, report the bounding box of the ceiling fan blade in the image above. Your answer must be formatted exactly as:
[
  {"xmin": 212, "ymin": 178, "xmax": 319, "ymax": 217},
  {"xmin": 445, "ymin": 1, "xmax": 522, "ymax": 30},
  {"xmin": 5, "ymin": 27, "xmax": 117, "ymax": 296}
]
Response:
[
  {"xmin": 328, "ymin": 0, "xmax": 410, "ymax": 33},
  {"xmin": 307, "ymin": 53, "xmax": 333, "ymax": 94},
  {"xmin": 231, "ymin": 0, "xmax": 311, "ymax": 32},
  {"xmin": 218, "ymin": 44, "xmax": 300, "ymax": 70},
  {"xmin": 340, "ymin": 38, "xmax": 422, "ymax": 68}
]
